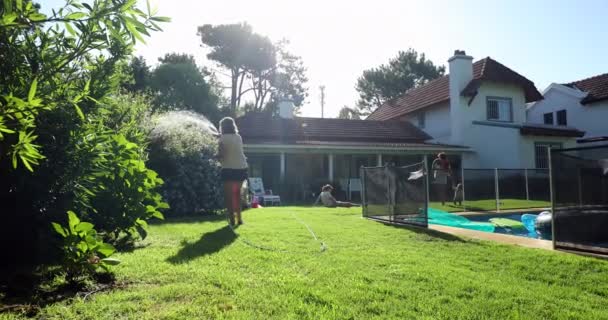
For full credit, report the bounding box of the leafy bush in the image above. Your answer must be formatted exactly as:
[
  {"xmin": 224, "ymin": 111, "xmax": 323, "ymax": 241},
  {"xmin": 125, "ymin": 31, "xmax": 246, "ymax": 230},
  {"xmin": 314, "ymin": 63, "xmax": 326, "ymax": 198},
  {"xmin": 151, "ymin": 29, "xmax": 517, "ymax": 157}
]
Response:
[
  {"xmin": 52, "ymin": 211, "xmax": 120, "ymax": 280},
  {"xmin": 48, "ymin": 93, "xmax": 165, "ymax": 247},
  {"xmin": 148, "ymin": 111, "xmax": 223, "ymax": 216},
  {"xmin": 71, "ymin": 128, "xmax": 167, "ymax": 245},
  {"xmin": 0, "ymin": 0, "xmax": 169, "ymax": 272}
]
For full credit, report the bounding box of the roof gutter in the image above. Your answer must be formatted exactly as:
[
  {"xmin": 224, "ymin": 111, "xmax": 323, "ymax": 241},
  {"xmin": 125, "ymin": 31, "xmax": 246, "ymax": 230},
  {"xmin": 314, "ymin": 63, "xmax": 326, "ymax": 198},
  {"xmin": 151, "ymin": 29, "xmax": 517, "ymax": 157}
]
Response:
[{"xmin": 243, "ymin": 143, "xmax": 471, "ymax": 153}]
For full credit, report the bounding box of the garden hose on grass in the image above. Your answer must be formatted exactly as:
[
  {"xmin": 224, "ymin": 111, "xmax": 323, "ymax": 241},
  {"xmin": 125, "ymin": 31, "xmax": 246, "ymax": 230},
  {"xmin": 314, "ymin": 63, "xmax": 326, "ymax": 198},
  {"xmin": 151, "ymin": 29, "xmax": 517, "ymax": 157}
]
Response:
[
  {"xmin": 225, "ymin": 212, "xmax": 327, "ymax": 254},
  {"xmin": 291, "ymin": 212, "xmax": 328, "ymax": 253}
]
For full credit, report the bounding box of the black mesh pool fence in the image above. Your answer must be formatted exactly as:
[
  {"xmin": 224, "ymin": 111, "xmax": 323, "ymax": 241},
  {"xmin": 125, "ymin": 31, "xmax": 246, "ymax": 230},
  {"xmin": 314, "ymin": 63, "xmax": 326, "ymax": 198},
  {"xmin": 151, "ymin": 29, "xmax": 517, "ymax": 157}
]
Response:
[
  {"xmin": 551, "ymin": 145, "xmax": 608, "ymax": 255},
  {"xmin": 361, "ymin": 162, "xmax": 428, "ymax": 227}
]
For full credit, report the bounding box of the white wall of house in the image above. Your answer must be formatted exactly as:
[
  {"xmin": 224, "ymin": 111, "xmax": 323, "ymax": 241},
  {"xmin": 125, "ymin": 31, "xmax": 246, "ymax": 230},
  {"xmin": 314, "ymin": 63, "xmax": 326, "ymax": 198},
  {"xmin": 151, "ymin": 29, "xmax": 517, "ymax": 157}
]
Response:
[
  {"xmin": 446, "ymin": 80, "xmax": 579, "ymax": 168},
  {"xmin": 527, "ymin": 84, "xmax": 608, "ymax": 141},
  {"xmin": 392, "ymin": 51, "xmax": 583, "ymax": 169},
  {"xmin": 464, "ymin": 82, "xmax": 528, "ymax": 125},
  {"xmin": 401, "ymin": 102, "xmax": 451, "ymax": 144},
  {"xmin": 457, "ymin": 82, "xmax": 530, "ymax": 168},
  {"xmin": 519, "ymin": 136, "xmax": 578, "ymax": 168}
]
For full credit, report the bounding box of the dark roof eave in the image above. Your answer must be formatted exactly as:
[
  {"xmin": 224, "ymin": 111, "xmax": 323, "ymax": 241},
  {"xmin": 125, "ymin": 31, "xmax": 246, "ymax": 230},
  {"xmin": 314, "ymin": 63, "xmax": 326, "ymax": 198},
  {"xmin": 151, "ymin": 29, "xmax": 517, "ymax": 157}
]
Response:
[
  {"xmin": 581, "ymin": 96, "xmax": 608, "ymax": 105},
  {"xmin": 461, "ymin": 79, "xmax": 543, "ymax": 103},
  {"xmin": 242, "ymin": 135, "xmax": 428, "ymax": 143},
  {"xmin": 520, "ymin": 126, "xmax": 585, "ymax": 138},
  {"xmin": 242, "ymin": 140, "xmax": 470, "ymax": 150}
]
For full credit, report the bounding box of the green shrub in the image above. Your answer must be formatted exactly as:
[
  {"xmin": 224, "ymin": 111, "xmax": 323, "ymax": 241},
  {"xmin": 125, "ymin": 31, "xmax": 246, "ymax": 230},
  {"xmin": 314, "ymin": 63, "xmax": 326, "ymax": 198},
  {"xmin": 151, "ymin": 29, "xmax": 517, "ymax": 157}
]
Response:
[
  {"xmin": 66, "ymin": 93, "xmax": 167, "ymax": 246},
  {"xmin": 148, "ymin": 111, "xmax": 223, "ymax": 216},
  {"xmin": 72, "ymin": 130, "xmax": 167, "ymax": 244},
  {"xmin": 0, "ymin": 0, "xmax": 169, "ymax": 276},
  {"xmin": 52, "ymin": 211, "xmax": 120, "ymax": 280}
]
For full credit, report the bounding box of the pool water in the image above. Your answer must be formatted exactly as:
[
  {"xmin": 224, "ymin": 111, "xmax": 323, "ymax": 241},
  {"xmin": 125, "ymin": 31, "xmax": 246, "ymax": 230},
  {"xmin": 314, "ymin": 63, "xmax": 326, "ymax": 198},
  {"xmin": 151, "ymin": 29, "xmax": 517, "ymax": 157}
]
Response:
[{"xmin": 467, "ymin": 213, "xmax": 552, "ymax": 240}]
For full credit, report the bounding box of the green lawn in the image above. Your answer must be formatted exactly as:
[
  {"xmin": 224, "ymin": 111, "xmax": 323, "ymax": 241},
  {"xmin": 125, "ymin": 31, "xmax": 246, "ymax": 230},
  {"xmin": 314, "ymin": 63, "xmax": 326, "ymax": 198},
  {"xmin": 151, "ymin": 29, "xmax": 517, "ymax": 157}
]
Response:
[
  {"xmin": 431, "ymin": 199, "xmax": 551, "ymax": 212},
  {"xmin": 5, "ymin": 207, "xmax": 608, "ymax": 319}
]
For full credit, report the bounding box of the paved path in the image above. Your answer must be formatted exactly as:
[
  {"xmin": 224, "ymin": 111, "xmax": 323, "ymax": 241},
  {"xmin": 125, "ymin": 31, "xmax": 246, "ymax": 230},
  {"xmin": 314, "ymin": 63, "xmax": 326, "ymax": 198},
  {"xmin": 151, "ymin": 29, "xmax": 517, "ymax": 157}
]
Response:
[
  {"xmin": 429, "ymin": 224, "xmax": 553, "ymax": 250},
  {"xmin": 457, "ymin": 208, "xmax": 549, "ymax": 217}
]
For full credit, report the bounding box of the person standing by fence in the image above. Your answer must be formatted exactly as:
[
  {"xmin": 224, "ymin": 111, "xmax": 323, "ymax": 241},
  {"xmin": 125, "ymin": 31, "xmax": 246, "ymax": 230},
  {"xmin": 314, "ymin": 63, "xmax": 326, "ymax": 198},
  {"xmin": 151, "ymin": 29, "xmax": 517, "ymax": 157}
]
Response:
[{"xmin": 432, "ymin": 152, "xmax": 452, "ymax": 206}]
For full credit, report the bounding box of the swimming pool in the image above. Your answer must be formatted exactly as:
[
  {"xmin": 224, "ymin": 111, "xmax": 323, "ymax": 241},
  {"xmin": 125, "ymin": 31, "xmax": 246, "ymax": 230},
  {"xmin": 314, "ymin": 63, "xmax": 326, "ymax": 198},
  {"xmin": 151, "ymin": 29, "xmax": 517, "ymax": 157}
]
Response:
[{"xmin": 467, "ymin": 213, "xmax": 552, "ymax": 240}]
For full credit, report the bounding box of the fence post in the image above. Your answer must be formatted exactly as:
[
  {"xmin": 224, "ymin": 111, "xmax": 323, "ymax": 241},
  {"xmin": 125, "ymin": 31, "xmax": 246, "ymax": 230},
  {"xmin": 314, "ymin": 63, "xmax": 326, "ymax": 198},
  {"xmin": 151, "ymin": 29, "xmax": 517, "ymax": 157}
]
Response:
[
  {"xmin": 577, "ymin": 168, "xmax": 583, "ymax": 207},
  {"xmin": 461, "ymin": 163, "xmax": 466, "ymax": 211},
  {"xmin": 385, "ymin": 165, "xmax": 393, "ymax": 220},
  {"xmin": 423, "ymin": 156, "xmax": 430, "ymax": 227},
  {"xmin": 495, "ymin": 168, "xmax": 500, "ymax": 212},
  {"xmin": 360, "ymin": 166, "xmax": 367, "ymax": 217},
  {"xmin": 548, "ymin": 148, "xmax": 556, "ymax": 250},
  {"xmin": 423, "ymin": 155, "xmax": 430, "ymax": 211},
  {"xmin": 525, "ymin": 168, "xmax": 529, "ymax": 201}
]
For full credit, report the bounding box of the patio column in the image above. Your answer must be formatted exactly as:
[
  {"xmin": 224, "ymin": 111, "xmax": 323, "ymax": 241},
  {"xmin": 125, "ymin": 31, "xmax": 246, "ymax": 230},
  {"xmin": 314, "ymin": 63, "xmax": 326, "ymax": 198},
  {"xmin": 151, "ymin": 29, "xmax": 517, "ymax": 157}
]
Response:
[
  {"xmin": 328, "ymin": 154, "xmax": 334, "ymax": 181},
  {"xmin": 280, "ymin": 152, "xmax": 285, "ymax": 182},
  {"xmin": 423, "ymin": 154, "xmax": 430, "ymax": 204},
  {"xmin": 377, "ymin": 154, "xmax": 382, "ymax": 166}
]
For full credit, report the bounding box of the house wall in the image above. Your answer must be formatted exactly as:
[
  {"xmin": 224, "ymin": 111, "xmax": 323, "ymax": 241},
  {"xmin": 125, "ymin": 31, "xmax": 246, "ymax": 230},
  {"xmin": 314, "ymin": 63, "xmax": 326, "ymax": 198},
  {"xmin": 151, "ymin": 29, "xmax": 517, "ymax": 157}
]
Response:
[
  {"xmin": 457, "ymin": 82, "xmax": 529, "ymax": 168},
  {"xmin": 400, "ymin": 102, "xmax": 451, "ymax": 143},
  {"xmin": 518, "ymin": 136, "xmax": 577, "ymax": 168},
  {"xmin": 527, "ymin": 85, "xmax": 608, "ymax": 141},
  {"xmin": 463, "ymin": 82, "xmax": 528, "ymax": 126}
]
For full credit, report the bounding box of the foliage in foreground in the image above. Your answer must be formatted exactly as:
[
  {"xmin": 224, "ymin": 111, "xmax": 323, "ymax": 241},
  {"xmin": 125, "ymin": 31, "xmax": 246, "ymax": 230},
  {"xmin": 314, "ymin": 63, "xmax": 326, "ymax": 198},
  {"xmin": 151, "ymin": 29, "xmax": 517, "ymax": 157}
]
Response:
[
  {"xmin": 0, "ymin": 0, "xmax": 168, "ymax": 278},
  {"xmin": 148, "ymin": 111, "xmax": 223, "ymax": 216},
  {"xmin": 6, "ymin": 207, "xmax": 606, "ymax": 319},
  {"xmin": 52, "ymin": 211, "xmax": 120, "ymax": 280}
]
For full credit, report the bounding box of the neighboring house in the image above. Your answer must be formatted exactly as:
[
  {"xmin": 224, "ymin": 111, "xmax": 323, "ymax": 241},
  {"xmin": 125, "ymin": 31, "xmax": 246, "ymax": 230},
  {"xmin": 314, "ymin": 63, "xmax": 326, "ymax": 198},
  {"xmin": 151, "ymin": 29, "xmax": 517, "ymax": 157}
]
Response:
[
  {"xmin": 236, "ymin": 103, "xmax": 468, "ymax": 202},
  {"xmin": 368, "ymin": 50, "xmax": 585, "ymax": 169},
  {"xmin": 527, "ymin": 73, "xmax": 608, "ymax": 146}
]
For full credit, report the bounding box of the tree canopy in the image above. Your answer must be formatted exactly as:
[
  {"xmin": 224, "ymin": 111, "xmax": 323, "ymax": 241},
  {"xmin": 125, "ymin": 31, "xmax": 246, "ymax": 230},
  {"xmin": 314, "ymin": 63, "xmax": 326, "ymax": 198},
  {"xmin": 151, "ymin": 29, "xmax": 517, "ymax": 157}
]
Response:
[
  {"xmin": 198, "ymin": 23, "xmax": 308, "ymax": 115},
  {"xmin": 337, "ymin": 106, "xmax": 362, "ymax": 120},
  {"xmin": 122, "ymin": 56, "xmax": 151, "ymax": 92},
  {"xmin": 355, "ymin": 49, "xmax": 445, "ymax": 116},
  {"xmin": 149, "ymin": 53, "xmax": 221, "ymax": 121}
]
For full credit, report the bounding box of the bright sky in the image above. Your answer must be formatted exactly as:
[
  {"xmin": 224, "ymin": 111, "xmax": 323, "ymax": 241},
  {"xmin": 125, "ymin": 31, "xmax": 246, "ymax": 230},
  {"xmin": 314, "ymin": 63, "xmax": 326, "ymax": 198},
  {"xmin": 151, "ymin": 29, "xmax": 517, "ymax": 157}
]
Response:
[{"xmin": 43, "ymin": 0, "xmax": 608, "ymax": 118}]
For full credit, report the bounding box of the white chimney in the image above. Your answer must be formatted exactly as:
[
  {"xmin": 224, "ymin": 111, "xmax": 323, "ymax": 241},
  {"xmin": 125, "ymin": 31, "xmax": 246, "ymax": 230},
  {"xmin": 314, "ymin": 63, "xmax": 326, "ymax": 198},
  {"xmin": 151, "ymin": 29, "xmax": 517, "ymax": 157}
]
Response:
[
  {"xmin": 448, "ymin": 50, "xmax": 474, "ymax": 145},
  {"xmin": 278, "ymin": 100, "xmax": 294, "ymax": 119}
]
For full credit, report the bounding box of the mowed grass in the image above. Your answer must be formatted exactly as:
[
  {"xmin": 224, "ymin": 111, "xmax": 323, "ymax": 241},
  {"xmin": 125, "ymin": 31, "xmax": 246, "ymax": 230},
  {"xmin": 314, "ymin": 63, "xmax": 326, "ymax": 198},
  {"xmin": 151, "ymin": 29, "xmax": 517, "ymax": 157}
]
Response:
[
  {"xmin": 431, "ymin": 199, "xmax": 551, "ymax": 212},
  {"xmin": 5, "ymin": 207, "xmax": 608, "ymax": 319}
]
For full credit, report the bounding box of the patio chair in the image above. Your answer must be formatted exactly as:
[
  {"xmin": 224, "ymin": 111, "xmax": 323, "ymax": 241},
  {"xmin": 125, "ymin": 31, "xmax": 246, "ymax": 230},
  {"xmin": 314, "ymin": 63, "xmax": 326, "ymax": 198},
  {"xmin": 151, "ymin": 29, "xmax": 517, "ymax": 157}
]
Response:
[
  {"xmin": 248, "ymin": 177, "xmax": 281, "ymax": 206},
  {"xmin": 348, "ymin": 178, "xmax": 362, "ymax": 200}
]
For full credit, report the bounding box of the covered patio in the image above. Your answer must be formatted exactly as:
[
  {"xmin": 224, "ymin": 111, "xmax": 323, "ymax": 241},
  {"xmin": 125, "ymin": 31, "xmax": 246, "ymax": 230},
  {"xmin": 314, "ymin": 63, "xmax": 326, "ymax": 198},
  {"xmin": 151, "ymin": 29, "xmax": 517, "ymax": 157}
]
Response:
[{"xmin": 237, "ymin": 112, "xmax": 468, "ymax": 203}]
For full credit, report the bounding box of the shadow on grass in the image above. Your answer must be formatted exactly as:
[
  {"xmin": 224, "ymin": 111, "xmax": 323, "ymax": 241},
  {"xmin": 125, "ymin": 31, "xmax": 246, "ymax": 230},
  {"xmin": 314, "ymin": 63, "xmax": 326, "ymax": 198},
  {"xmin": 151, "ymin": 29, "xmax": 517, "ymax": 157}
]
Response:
[
  {"xmin": 150, "ymin": 213, "xmax": 227, "ymax": 225},
  {"xmin": 0, "ymin": 268, "xmax": 117, "ymax": 317},
  {"xmin": 369, "ymin": 218, "xmax": 467, "ymax": 243},
  {"xmin": 391, "ymin": 224, "xmax": 467, "ymax": 242},
  {"xmin": 166, "ymin": 225, "xmax": 237, "ymax": 264}
]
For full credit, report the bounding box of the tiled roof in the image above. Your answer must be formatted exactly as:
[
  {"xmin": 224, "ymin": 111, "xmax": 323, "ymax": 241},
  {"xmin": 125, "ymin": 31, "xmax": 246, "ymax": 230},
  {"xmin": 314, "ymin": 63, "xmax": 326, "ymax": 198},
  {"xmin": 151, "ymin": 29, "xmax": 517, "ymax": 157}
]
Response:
[
  {"xmin": 366, "ymin": 75, "xmax": 451, "ymax": 121},
  {"xmin": 520, "ymin": 123, "xmax": 585, "ymax": 138},
  {"xmin": 367, "ymin": 57, "xmax": 543, "ymax": 121},
  {"xmin": 236, "ymin": 113, "xmax": 432, "ymax": 144},
  {"xmin": 564, "ymin": 73, "xmax": 608, "ymax": 104}
]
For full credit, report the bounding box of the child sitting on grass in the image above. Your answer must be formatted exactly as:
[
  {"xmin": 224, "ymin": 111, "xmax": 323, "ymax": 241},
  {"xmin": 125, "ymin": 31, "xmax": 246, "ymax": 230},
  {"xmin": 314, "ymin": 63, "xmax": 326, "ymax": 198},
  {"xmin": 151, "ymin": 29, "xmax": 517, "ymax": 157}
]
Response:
[{"xmin": 314, "ymin": 184, "xmax": 359, "ymax": 208}]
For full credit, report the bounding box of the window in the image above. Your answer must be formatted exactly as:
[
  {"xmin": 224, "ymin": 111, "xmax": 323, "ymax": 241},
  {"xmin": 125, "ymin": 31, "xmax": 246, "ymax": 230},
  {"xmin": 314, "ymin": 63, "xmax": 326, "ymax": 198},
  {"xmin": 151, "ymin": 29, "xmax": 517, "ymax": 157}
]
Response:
[
  {"xmin": 486, "ymin": 97, "xmax": 512, "ymax": 122},
  {"xmin": 557, "ymin": 110, "xmax": 567, "ymax": 126},
  {"xmin": 543, "ymin": 112, "xmax": 554, "ymax": 125},
  {"xmin": 535, "ymin": 142, "xmax": 562, "ymax": 169},
  {"xmin": 417, "ymin": 112, "xmax": 425, "ymax": 128}
]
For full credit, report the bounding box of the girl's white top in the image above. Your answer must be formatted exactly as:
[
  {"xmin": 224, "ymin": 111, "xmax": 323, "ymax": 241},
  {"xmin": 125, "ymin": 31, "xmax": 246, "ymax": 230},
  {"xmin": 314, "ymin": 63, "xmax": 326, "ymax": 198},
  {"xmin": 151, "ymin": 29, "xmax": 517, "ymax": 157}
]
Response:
[
  {"xmin": 219, "ymin": 134, "xmax": 248, "ymax": 169},
  {"xmin": 319, "ymin": 191, "xmax": 337, "ymax": 206}
]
